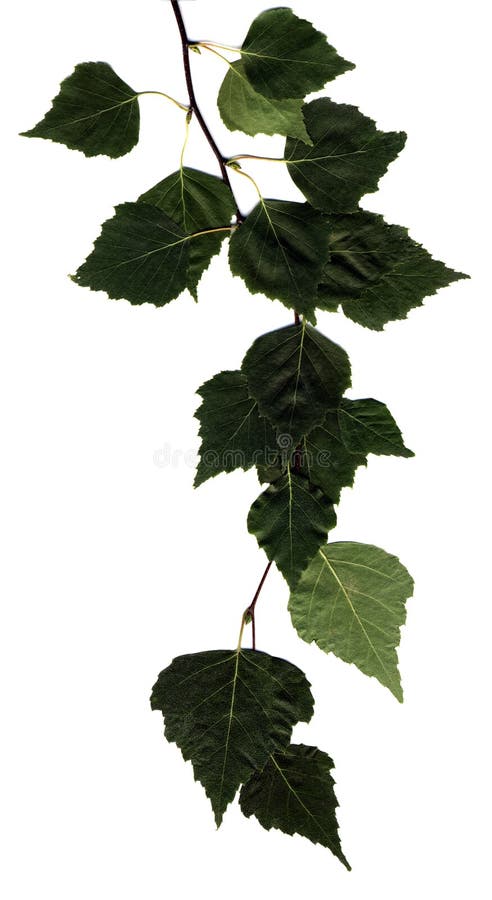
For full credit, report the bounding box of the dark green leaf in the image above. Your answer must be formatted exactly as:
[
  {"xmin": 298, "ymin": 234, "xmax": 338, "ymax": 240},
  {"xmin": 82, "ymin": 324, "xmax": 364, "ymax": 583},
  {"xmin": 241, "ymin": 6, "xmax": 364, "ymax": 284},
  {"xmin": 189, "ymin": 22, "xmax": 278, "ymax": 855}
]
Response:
[
  {"xmin": 217, "ymin": 60, "xmax": 311, "ymax": 143},
  {"xmin": 229, "ymin": 200, "xmax": 329, "ymax": 318},
  {"xmin": 242, "ymin": 323, "xmax": 351, "ymax": 444},
  {"xmin": 241, "ymin": 8, "xmax": 354, "ymax": 99},
  {"xmin": 248, "ymin": 471, "xmax": 337, "ymax": 588},
  {"xmin": 194, "ymin": 370, "xmax": 278, "ymax": 486},
  {"xmin": 151, "ymin": 649, "xmax": 314, "ymax": 825},
  {"xmin": 289, "ymin": 542, "xmax": 414, "ymax": 700},
  {"xmin": 285, "ymin": 99, "xmax": 406, "ymax": 213},
  {"xmin": 240, "ymin": 743, "xmax": 350, "ymax": 867},
  {"xmin": 256, "ymin": 461, "xmax": 284, "ymax": 485},
  {"xmin": 21, "ymin": 62, "xmax": 140, "ymax": 158},
  {"xmin": 72, "ymin": 202, "xmax": 218, "ymax": 306},
  {"xmin": 318, "ymin": 211, "xmax": 468, "ymax": 327},
  {"xmin": 139, "ymin": 167, "xmax": 236, "ymax": 299},
  {"xmin": 301, "ymin": 411, "xmax": 367, "ymax": 502},
  {"xmin": 338, "ymin": 398, "xmax": 414, "ymax": 457}
]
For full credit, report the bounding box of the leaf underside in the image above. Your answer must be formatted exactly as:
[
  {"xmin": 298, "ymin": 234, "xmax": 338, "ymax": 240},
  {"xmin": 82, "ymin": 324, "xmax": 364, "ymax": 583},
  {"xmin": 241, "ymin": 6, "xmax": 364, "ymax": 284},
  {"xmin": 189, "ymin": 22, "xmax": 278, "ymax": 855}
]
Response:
[
  {"xmin": 240, "ymin": 743, "xmax": 350, "ymax": 868},
  {"xmin": 248, "ymin": 471, "xmax": 337, "ymax": 587},
  {"xmin": 285, "ymin": 98, "xmax": 406, "ymax": 213},
  {"xmin": 241, "ymin": 8, "xmax": 354, "ymax": 99},
  {"xmin": 194, "ymin": 370, "xmax": 278, "ymax": 486},
  {"xmin": 151, "ymin": 649, "xmax": 314, "ymax": 825},
  {"xmin": 289, "ymin": 542, "xmax": 414, "ymax": 700},
  {"xmin": 242, "ymin": 323, "xmax": 352, "ymax": 443},
  {"xmin": 21, "ymin": 61, "xmax": 140, "ymax": 158},
  {"xmin": 217, "ymin": 60, "xmax": 312, "ymax": 143}
]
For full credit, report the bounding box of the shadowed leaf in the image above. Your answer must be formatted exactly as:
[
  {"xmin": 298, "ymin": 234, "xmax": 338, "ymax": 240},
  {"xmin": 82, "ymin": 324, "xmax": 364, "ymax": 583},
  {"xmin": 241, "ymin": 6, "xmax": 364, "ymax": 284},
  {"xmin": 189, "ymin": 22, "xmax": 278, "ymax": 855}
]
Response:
[
  {"xmin": 151, "ymin": 649, "xmax": 314, "ymax": 825},
  {"xmin": 240, "ymin": 743, "xmax": 350, "ymax": 867}
]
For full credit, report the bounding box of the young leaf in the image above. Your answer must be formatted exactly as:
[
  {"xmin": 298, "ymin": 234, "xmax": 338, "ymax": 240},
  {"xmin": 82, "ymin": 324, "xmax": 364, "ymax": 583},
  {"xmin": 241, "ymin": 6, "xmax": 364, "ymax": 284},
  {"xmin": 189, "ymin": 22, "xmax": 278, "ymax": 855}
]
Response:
[
  {"xmin": 338, "ymin": 398, "xmax": 414, "ymax": 457},
  {"xmin": 242, "ymin": 323, "xmax": 351, "ymax": 444},
  {"xmin": 229, "ymin": 200, "xmax": 329, "ymax": 318},
  {"xmin": 20, "ymin": 62, "xmax": 140, "ymax": 158},
  {"xmin": 139, "ymin": 168, "xmax": 236, "ymax": 299},
  {"xmin": 288, "ymin": 543, "xmax": 414, "ymax": 701},
  {"xmin": 240, "ymin": 743, "xmax": 350, "ymax": 868},
  {"xmin": 217, "ymin": 60, "xmax": 311, "ymax": 143},
  {"xmin": 240, "ymin": 8, "xmax": 354, "ymax": 100},
  {"xmin": 151, "ymin": 649, "xmax": 314, "ymax": 826},
  {"xmin": 194, "ymin": 370, "xmax": 278, "ymax": 486},
  {"xmin": 301, "ymin": 411, "xmax": 368, "ymax": 502},
  {"xmin": 248, "ymin": 471, "xmax": 337, "ymax": 588},
  {"xmin": 285, "ymin": 99, "xmax": 406, "ymax": 213},
  {"xmin": 317, "ymin": 211, "xmax": 468, "ymax": 328}
]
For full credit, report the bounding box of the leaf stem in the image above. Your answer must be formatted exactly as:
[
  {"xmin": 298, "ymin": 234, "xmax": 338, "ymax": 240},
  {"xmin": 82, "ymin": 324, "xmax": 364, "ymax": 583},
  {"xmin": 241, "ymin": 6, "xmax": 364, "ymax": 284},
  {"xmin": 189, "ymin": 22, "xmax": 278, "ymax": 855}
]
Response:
[
  {"xmin": 138, "ymin": 90, "xmax": 190, "ymax": 112},
  {"xmin": 243, "ymin": 561, "xmax": 273, "ymax": 651},
  {"xmin": 226, "ymin": 153, "xmax": 286, "ymax": 165},
  {"xmin": 170, "ymin": 1, "xmax": 244, "ymax": 223},
  {"xmin": 190, "ymin": 41, "xmax": 241, "ymax": 56}
]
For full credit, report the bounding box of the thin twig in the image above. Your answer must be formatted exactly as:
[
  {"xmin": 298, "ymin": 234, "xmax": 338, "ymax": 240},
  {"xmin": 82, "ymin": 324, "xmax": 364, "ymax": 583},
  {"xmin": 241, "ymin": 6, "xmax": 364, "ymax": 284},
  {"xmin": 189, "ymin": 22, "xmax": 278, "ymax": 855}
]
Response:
[
  {"xmin": 170, "ymin": 1, "xmax": 243, "ymax": 223},
  {"xmin": 243, "ymin": 561, "xmax": 273, "ymax": 650}
]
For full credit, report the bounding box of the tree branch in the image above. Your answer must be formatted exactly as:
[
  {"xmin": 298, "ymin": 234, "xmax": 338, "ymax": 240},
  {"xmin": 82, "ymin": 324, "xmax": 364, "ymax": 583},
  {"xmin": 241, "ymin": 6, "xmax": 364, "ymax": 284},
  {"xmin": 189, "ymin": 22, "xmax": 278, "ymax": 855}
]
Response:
[{"xmin": 170, "ymin": 1, "xmax": 243, "ymax": 223}]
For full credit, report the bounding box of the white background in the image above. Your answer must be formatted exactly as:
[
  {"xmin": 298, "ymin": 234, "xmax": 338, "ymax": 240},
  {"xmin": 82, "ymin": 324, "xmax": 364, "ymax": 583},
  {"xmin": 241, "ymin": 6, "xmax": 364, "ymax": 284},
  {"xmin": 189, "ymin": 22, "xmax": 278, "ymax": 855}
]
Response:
[{"xmin": 1, "ymin": 0, "xmax": 490, "ymax": 897}]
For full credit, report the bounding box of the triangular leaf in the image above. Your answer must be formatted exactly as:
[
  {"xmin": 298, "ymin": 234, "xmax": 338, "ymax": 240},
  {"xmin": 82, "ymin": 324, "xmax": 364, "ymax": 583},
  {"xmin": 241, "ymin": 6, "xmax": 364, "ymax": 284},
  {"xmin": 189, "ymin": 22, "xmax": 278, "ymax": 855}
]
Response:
[
  {"xmin": 338, "ymin": 398, "xmax": 414, "ymax": 457},
  {"xmin": 317, "ymin": 211, "xmax": 468, "ymax": 328},
  {"xmin": 285, "ymin": 99, "xmax": 406, "ymax": 213},
  {"xmin": 229, "ymin": 200, "xmax": 329, "ymax": 318},
  {"xmin": 242, "ymin": 323, "xmax": 351, "ymax": 444},
  {"xmin": 301, "ymin": 411, "xmax": 368, "ymax": 502},
  {"xmin": 139, "ymin": 168, "xmax": 236, "ymax": 298},
  {"xmin": 21, "ymin": 62, "xmax": 140, "ymax": 158},
  {"xmin": 72, "ymin": 202, "xmax": 217, "ymax": 306},
  {"xmin": 240, "ymin": 8, "xmax": 354, "ymax": 99},
  {"xmin": 217, "ymin": 60, "xmax": 312, "ymax": 143},
  {"xmin": 248, "ymin": 471, "xmax": 337, "ymax": 588},
  {"xmin": 151, "ymin": 649, "xmax": 314, "ymax": 825},
  {"xmin": 288, "ymin": 542, "xmax": 414, "ymax": 700},
  {"xmin": 240, "ymin": 743, "xmax": 350, "ymax": 867},
  {"xmin": 194, "ymin": 370, "xmax": 278, "ymax": 486}
]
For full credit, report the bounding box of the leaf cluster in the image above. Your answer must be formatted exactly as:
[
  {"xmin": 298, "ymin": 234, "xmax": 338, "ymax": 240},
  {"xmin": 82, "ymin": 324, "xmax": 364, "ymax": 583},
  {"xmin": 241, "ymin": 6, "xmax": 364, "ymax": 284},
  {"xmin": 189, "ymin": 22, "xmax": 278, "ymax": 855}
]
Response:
[{"xmin": 21, "ymin": 2, "xmax": 469, "ymax": 865}]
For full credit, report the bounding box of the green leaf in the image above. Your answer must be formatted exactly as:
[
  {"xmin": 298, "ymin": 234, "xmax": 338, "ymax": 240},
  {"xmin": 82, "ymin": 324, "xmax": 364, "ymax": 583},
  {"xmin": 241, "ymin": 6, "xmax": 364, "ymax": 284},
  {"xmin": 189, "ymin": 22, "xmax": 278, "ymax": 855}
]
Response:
[
  {"xmin": 242, "ymin": 323, "xmax": 351, "ymax": 444},
  {"xmin": 194, "ymin": 370, "xmax": 278, "ymax": 486},
  {"xmin": 139, "ymin": 168, "xmax": 236, "ymax": 299},
  {"xmin": 248, "ymin": 471, "xmax": 337, "ymax": 588},
  {"xmin": 317, "ymin": 211, "xmax": 468, "ymax": 328},
  {"xmin": 240, "ymin": 743, "xmax": 350, "ymax": 867},
  {"xmin": 217, "ymin": 60, "xmax": 312, "ymax": 143},
  {"xmin": 229, "ymin": 200, "xmax": 329, "ymax": 318},
  {"xmin": 288, "ymin": 542, "xmax": 414, "ymax": 700},
  {"xmin": 20, "ymin": 62, "xmax": 140, "ymax": 158},
  {"xmin": 338, "ymin": 398, "xmax": 414, "ymax": 457},
  {"xmin": 285, "ymin": 99, "xmax": 406, "ymax": 213},
  {"xmin": 240, "ymin": 8, "xmax": 354, "ymax": 100},
  {"xmin": 151, "ymin": 649, "xmax": 314, "ymax": 825},
  {"xmin": 301, "ymin": 411, "xmax": 367, "ymax": 502},
  {"xmin": 73, "ymin": 202, "xmax": 204, "ymax": 306}
]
